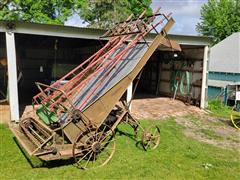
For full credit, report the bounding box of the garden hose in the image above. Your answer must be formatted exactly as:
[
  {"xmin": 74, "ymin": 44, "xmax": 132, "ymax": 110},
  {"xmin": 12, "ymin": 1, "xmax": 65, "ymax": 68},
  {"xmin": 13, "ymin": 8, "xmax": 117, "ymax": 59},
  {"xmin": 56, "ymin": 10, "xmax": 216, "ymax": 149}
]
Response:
[
  {"xmin": 230, "ymin": 102, "xmax": 240, "ymax": 130},
  {"xmin": 180, "ymin": 71, "xmax": 191, "ymax": 96},
  {"xmin": 170, "ymin": 70, "xmax": 191, "ymax": 96},
  {"xmin": 170, "ymin": 70, "xmax": 181, "ymax": 92}
]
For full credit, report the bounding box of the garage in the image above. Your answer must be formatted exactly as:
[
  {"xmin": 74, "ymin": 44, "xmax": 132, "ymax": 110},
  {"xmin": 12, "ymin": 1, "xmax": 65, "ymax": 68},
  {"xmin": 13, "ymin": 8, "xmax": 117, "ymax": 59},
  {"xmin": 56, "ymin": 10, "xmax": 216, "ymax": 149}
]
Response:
[{"xmin": 0, "ymin": 21, "xmax": 211, "ymax": 122}]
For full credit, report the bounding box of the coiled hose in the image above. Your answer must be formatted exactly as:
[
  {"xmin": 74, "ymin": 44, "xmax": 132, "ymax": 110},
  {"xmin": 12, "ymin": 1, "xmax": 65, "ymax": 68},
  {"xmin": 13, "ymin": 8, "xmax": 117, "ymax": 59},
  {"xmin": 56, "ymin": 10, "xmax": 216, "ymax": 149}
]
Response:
[{"xmin": 170, "ymin": 70, "xmax": 191, "ymax": 96}]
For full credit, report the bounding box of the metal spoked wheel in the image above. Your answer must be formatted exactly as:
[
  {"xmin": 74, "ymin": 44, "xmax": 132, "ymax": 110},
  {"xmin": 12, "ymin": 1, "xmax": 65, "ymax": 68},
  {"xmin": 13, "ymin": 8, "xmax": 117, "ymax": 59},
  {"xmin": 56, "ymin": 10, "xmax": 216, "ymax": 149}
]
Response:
[
  {"xmin": 230, "ymin": 106, "xmax": 240, "ymax": 130},
  {"xmin": 141, "ymin": 125, "xmax": 160, "ymax": 151},
  {"xmin": 73, "ymin": 124, "xmax": 116, "ymax": 170}
]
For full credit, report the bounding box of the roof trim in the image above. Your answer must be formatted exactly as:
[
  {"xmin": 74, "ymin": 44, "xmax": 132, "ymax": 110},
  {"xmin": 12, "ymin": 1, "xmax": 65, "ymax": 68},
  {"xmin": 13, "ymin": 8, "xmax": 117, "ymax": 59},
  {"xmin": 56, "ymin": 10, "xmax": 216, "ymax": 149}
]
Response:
[{"xmin": 0, "ymin": 21, "xmax": 212, "ymax": 46}]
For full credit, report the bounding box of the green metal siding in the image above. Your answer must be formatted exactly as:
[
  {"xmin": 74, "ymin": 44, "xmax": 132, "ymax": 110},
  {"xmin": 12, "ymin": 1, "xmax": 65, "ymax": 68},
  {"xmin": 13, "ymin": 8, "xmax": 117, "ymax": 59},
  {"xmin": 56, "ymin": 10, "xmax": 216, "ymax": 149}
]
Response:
[
  {"xmin": 208, "ymin": 86, "xmax": 223, "ymax": 99},
  {"xmin": 209, "ymin": 72, "xmax": 240, "ymax": 82}
]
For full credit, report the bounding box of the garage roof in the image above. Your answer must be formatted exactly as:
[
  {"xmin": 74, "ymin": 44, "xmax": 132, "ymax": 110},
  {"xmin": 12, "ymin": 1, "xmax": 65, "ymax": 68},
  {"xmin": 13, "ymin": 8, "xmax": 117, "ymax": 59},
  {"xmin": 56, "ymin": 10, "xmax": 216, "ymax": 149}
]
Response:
[
  {"xmin": 209, "ymin": 33, "xmax": 240, "ymax": 74},
  {"xmin": 0, "ymin": 21, "xmax": 211, "ymax": 46}
]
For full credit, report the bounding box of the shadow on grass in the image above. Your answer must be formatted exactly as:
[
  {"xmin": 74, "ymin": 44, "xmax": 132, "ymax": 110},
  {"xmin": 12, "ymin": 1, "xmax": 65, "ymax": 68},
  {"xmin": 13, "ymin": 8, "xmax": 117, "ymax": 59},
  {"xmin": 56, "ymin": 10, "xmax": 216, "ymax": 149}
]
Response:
[
  {"xmin": 115, "ymin": 128, "xmax": 145, "ymax": 151},
  {"xmin": 42, "ymin": 159, "xmax": 75, "ymax": 169},
  {"xmin": 13, "ymin": 137, "xmax": 75, "ymax": 169},
  {"xmin": 13, "ymin": 128, "xmax": 147, "ymax": 169}
]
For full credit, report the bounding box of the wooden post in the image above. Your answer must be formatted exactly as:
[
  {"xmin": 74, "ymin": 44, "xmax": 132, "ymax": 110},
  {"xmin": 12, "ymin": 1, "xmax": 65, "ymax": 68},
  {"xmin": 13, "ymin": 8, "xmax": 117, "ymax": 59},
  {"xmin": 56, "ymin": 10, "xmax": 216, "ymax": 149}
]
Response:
[
  {"xmin": 127, "ymin": 82, "xmax": 133, "ymax": 111},
  {"xmin": 200, "ymin": 45, "xmax": 209, "ymax": 109},
  {"xmin": 5, "ymin": 32, "xmax": 20, "ymax": 122}
]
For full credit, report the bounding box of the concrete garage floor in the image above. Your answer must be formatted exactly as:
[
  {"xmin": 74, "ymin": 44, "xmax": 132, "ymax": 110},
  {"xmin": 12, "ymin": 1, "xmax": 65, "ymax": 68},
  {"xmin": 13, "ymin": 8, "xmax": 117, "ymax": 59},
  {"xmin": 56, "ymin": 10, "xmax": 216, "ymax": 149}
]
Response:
[{"xmin": 131, "ymin": 97, "xmax": 204, "ymax": 120}]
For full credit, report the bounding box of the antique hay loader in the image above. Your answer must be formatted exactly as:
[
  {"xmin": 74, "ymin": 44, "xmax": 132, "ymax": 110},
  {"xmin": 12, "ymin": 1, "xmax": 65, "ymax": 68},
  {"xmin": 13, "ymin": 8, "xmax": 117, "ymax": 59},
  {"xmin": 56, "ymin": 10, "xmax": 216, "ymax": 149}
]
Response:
[{"xmin": 10, "ymin": 9, "xmax": 175, "ymax": 169}]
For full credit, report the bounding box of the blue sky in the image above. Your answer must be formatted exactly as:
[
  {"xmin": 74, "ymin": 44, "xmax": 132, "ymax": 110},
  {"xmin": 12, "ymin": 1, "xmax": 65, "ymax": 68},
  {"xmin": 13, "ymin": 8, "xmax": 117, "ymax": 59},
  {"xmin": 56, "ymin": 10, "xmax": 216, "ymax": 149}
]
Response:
[{"xmin": 65, "ymin": 0, "xmax": 208, "ymax": 35}]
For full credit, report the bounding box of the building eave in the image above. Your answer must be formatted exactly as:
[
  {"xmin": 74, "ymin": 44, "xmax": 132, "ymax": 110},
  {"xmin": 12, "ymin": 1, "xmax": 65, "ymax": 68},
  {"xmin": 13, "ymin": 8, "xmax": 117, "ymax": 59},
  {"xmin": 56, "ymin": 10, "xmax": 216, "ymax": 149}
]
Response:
[{"xmin": 0, "ymin": 20, "xmax": 212, "ymax": 46}]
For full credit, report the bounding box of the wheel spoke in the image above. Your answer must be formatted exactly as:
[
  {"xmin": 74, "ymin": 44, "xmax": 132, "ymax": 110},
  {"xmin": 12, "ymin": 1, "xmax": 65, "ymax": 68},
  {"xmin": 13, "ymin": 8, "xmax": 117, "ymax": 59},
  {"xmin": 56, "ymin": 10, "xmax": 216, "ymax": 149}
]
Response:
[
  {"xmin": 151, "ymin": 141, "xmax": 156, "ymax": 145},
  {"xmin": 84, "ymin": 152, "xmax": 93, "ymax": 169},
  {"xmin": 153, "ymin": 128, "xmax": 158, "ymax": 137},
  {"xmin": 74, "ymin": 125, "xmax": 115, "ymax": 169},
  {"xmin": 151, "ymin": 135, "xmax": 160, "ymax": 139},
  {"xmin": 98, "ymin": 149, "xmax": 111, "ymax": 165},
  {"xmin": 93, "ymin": 131, "xmax": 101, "ymax": 141},
  {"xmin": 99, "ymin": 132, "xmax": 111, "ymax": 143},
  {"xmin": 93, "ymin": 152, "xmax": 96, "ymax": 162},
  {"xmin": 98, "ymin": 125, "xmax": 107, "ymax": 141},
  {"xmin": 101, "ymin": 138, "xmax": 115, "ymax": 147},
  {"xmin": 74, "ymin": 146, "xmax": 92, "ymax": 156},
  {"xmin": 99, "ymin": 131, "xmax": 114, "ymax": 143},
  {"xmin": 146, "ymin": 140, "xmax": 151, "ymax": 148},
  {"xmin": 77, "ymin": 150, "xmax": 92, "ymax": 164},
  {"xmin": 142, "ymin": 126, "xmax": 160, "ymax": 150}
]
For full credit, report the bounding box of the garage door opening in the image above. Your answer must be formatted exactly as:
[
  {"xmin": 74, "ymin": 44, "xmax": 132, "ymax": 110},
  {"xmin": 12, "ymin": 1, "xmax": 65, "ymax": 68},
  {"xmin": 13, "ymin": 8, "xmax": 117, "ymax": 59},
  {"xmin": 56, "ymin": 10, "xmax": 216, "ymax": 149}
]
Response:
[
  {"xmin": 0, "ymin": 33, "xmax": 7, "ymax": 102},
  {"xmin": 0, "ymin": 32, "xmax": 11, "ymax": 122},
  {"xmin": 15, "ymin": 33, "xmax": 104, "ymax": 116},
  {"xmin": 132, "ymin": 45, "xmax": 205, "ymax": 119}
]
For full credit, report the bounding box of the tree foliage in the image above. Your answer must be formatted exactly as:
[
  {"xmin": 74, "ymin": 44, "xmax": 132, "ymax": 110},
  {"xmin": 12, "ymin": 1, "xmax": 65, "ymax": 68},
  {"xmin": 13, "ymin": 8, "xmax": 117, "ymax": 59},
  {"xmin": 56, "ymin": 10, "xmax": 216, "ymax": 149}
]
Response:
[
  {"xmin": 0, "ymin": 0, "xmax": 10, "ymax": 10},
  {"xmin": 77, "ymin": 0, "xmax": 152, "ymax": 29},
  {"xmin": 0, "ymin": 0, "xmax": 152, "ymax": 27},
  {"xmin": 0, "ymin": 0, "xmax": 75, "ymax": 24},
  {"xmin": 197, "ymin": 0, "xmax": 240, "ymax": 44}
]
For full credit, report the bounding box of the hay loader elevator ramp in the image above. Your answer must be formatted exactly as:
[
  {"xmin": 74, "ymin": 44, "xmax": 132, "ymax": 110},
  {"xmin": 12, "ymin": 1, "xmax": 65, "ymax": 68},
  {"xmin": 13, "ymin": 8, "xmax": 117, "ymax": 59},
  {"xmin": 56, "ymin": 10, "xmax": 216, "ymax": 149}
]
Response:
[{"xmin": 10, "ymin": 10, "xmax": 175, "ymax": 169}]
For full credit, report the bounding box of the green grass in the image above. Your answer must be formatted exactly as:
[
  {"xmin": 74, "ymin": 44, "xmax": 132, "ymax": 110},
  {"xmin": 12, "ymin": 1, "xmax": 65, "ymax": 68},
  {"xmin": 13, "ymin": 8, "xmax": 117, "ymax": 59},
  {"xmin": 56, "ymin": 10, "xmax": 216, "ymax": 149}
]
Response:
[
  {"xmin": 198, "ymin": 129, "xmax": 223, "ymax": 140},
  {"xmin": 185, "ymin": 115, "xmax": 202, "ymax": 127},
  {"xmin": 208, "ymin": 99, "xmax": 232, "ymax": 118},
  {"xmin": 0, "ymin": 119, "xmax": 239, "ymax": 180}
]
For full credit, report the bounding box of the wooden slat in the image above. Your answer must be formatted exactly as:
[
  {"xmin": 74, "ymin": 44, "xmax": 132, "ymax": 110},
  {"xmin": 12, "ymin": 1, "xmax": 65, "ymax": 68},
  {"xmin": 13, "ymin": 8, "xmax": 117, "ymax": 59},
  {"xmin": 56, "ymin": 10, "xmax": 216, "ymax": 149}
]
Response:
[
  {"xmin": 9, "ymin": 124, "xmax": 37, "ymax": 155},
  {"xmin": 159, "ymin": 37, "xmax": 182, "ymax": 51},
  {"xmin": 63, "ymin": 122, "xmax": 81, "ymax": 143}
]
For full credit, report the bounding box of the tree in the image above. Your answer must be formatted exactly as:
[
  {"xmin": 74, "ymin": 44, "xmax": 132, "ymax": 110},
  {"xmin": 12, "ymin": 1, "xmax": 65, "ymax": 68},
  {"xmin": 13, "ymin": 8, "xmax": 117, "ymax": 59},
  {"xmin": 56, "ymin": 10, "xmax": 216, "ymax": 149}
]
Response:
[
  {"xmin": 77, "ymin": 0, "xmax": 152, "ymax": 29},
  {"xmin": 0, "ymin": 0, "xmax": 75, "ymax": 24},
  {"xmin": 0, "ymin": 0, "xmax": 152, "ymax": 27},
  {"xmin": 0, "ymin": 0, "xmax": 10, "ymax": 10},
  {"xmin": 196, "ymin": 0, "xmax": 240, "ymax": 44}
]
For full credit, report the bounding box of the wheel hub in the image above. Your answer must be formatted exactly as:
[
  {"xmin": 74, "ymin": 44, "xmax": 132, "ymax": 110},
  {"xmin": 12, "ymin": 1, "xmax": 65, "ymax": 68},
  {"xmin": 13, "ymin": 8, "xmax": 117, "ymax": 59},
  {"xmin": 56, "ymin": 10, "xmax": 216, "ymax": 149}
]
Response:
[
  {"xmin": 145, "ymin": 132, "xmax": 152, "ymax": 140},
  {"xmin": 92, "ymin": 141, "xmax": 101, "ymax": 153}
]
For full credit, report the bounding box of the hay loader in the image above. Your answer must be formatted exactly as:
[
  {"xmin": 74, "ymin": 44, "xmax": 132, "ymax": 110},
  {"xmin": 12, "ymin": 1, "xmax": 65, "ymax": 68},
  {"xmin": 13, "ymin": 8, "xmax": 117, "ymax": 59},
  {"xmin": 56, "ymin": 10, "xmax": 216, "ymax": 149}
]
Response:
[{"xmin": 10, "ymin": 9, "xmax": 176, "ymax": 169}]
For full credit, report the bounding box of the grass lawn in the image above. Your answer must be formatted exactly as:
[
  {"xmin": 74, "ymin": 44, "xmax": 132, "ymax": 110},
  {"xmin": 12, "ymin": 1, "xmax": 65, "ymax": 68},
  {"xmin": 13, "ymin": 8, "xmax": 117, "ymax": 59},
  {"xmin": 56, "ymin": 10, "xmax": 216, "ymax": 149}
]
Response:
[
  {"xmin": 0, "ymin": 119, "xmax": 239, "ymax": 180},
  {"xmin": 208, "ymin": 99, "xmax": 233, "ymax": 118}
]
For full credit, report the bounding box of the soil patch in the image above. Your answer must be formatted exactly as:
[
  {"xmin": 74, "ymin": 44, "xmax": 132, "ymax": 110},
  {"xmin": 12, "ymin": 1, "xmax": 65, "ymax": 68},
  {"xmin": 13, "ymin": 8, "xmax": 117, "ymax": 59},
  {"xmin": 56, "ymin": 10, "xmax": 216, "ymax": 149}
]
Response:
[
  {"xmin": 132, "ymin": 97, "xmax": 240, "ymax": 150},
  {"xmin": 176, "ymin": 115, "xmax": 240, "ymax": 150}
]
